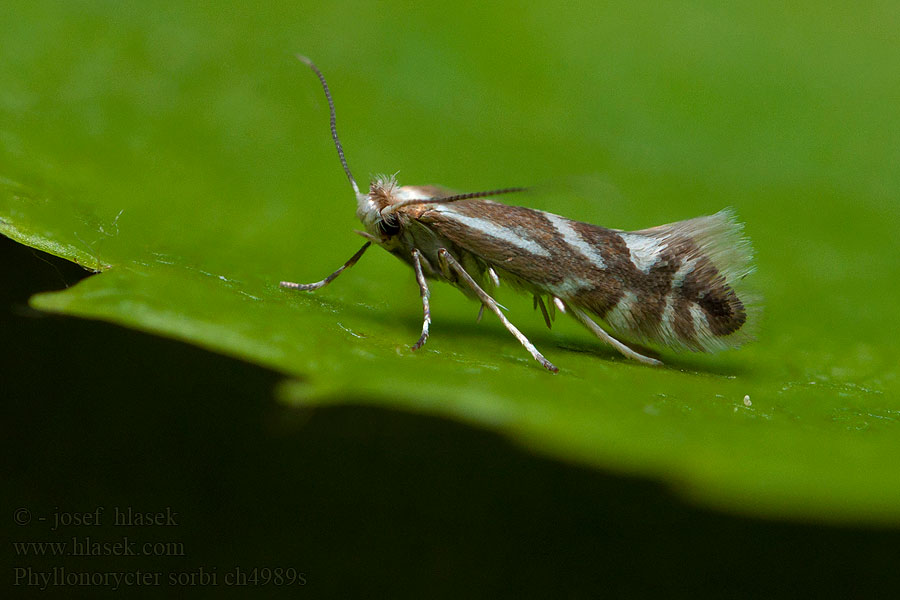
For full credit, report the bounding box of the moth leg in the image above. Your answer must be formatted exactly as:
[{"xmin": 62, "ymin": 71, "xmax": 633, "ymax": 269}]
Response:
[
  {"xmin": 280, "ymin": 242, "xmax": 371, "ymax": 291},
  {"xmin": 566, "ymin": 304, "xmax": 663, "ymax": 366},
  {"xmin": 410, "ymin": 249, "xmax": 431, "ymax": 351},
  {"xmin": 438, "ymin": 250, "xmax": 452, "ymax": 279},
  {"xmin": 476, "ymin": 304, "xmax": 485, "ymax": 323},
  {"xmin": 552, "ymin": 296, "xmax": 566, "ymax": 314},
  {"xmin": 535, "ymin": 296, "xmax": 553, "ymax": 330},
  {"xmin": 487, "ymin": 266, "xmax": 500, "ymax": 287},
  {"xmin": 439, "ymin": 249, "xmax": 558, "ymax": 373}
]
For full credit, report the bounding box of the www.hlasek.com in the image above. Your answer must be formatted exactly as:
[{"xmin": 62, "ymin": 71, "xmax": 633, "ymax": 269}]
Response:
[
  {"xmin": 14, "ymin": 536, "xmax": 184, "ymax": 557},
  {"xmin": 13, "ymin": 567, "xmax": 307, "ymax": 591}
]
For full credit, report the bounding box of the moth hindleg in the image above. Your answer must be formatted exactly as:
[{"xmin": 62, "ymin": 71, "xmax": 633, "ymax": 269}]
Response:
[
  {"xmin": 410, "ymin": 248, "xmax": 431, "ymax": 351},
  {"xmin": 280, "ymin": 242, "xmax": 371, "ymax": 291},
  {"xmin": 566, "ymin": 304, "xmax": 662, "ymax": 366},
  {"xmin": 438, "ymin": 249, "xmax": 558, "ymax": 373}
]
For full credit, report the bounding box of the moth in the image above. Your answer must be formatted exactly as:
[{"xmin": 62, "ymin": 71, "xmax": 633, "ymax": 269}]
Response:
[{"xmin": 281, "ymin": 56, "xmax": 757, "ymax": 373}]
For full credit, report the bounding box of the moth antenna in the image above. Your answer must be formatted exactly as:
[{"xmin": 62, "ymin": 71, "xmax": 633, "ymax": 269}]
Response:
[
  {"xmin": 383, "ymin": 187, "xmax": 528, "ymax": 215},
  {"xmin": 297, "ymin": 55, "xmax": 360, "ymax": 196}
]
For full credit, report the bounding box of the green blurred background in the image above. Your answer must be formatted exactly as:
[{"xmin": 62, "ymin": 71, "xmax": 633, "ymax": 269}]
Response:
[{"xmin": 3, "ymin": 1, "xmax": 900, "ymax": 595}]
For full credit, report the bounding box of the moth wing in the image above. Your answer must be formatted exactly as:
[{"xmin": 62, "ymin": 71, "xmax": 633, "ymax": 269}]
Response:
[
  {"xmin": 595, "ymin": 209, "xmax": 759, "ymax": 352},
  {"xmin": 420, "ymin": 201, "xmax": 757, "ymax": 353}
]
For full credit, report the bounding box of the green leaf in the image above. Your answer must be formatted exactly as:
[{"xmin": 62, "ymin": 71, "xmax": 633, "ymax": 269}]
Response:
[{"xmin": 3, "ymin": 1, "xmax": 898, "ymax": 524}]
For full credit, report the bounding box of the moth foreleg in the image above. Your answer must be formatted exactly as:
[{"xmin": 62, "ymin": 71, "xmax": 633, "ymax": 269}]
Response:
[
  {"xmin": 410, "ymin": 248, "xmax": 431, "ymax": 351},
  {"xmin": 566, "ymin": 304, "xmax": 662, "ymax": 366},
  {"xmin": 280, "ymin": 242, "xmax": 371, "ymax": 291},
  {"xmin": 438, "ymin": 249, "xmax": 558, "ymax": 373}
]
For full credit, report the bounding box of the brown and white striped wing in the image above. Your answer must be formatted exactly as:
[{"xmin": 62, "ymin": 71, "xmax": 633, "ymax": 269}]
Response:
[{"xmin": 419, "ymin": 200, "xmax": 756, "ymax": 352}]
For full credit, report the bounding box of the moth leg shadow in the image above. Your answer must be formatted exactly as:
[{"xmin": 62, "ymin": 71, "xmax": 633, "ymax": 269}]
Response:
[
  {"xmin": 339, "ymin": 300, "xmax": 752, "ymax": 377},
  {"xmin": 555, "ymin": 335, "xmax": 753, "ymax": 377}
]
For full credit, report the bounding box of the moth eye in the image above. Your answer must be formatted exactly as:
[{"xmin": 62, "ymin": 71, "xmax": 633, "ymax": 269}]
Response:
[{"xmin": 378, "ymin": 216, "xmax": 401, "ymax": 236}]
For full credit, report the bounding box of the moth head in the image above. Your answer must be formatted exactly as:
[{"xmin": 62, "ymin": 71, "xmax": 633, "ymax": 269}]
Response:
[{"xmin": 356, "ymin": 174, "xmax": 404, "ymax": 240}]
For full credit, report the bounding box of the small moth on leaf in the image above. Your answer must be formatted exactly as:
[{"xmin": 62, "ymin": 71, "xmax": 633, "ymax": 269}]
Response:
[{"xmin": 281, "ymin": 56, "xmax": 758, "ymax": 373}]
